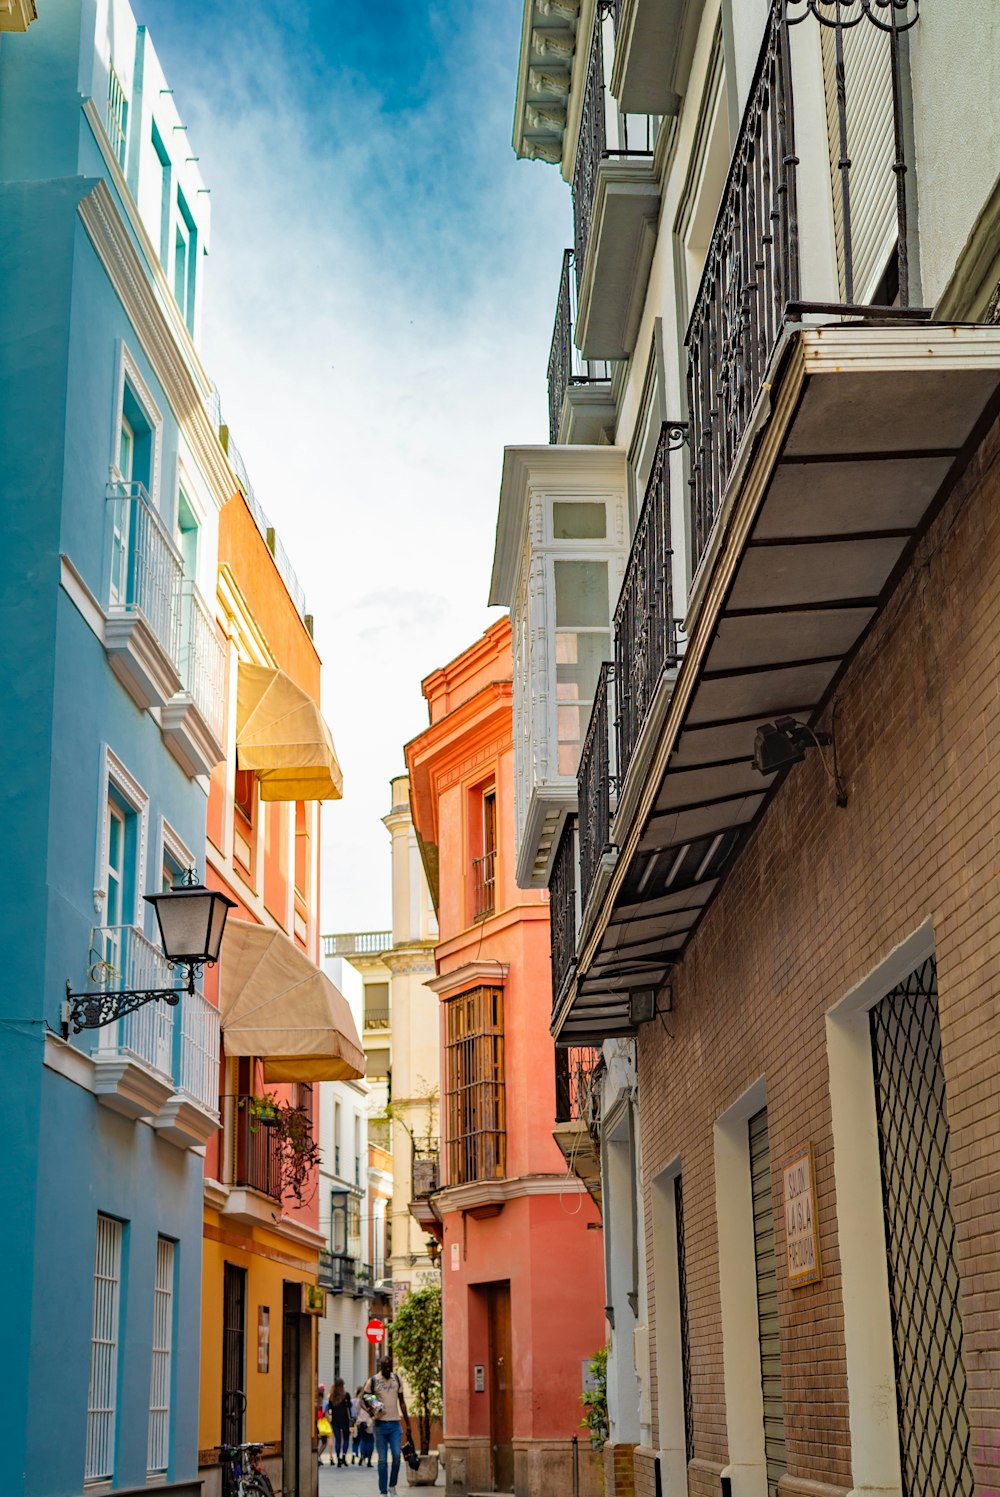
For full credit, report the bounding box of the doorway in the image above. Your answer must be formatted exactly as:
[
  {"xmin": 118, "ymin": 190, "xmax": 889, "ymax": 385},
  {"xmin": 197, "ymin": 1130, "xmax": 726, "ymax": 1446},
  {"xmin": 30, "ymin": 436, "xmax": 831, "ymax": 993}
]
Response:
[
  {"xmin": 222, "ymin": 1263, "xmax": 247, "ymax": 1449},
  {"xmin": 485, "ymin": 1281, "xmax": 513, "ymax": 1491},
  {"xmin": 282, "ymin": 1281, "xmax": 316, "ymax": 1497}
]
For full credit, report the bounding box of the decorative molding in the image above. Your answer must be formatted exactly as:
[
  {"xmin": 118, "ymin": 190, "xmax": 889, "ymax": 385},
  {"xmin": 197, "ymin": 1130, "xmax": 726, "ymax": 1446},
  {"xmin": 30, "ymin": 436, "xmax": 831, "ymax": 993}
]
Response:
[
  {"xmin": 153, "ymin": 1094, "xmax": 220, "ymax": 1150},
  {"xmin": 435, "ymin": 1172, "xmax": 587, "ymax": 1216},
  {"xmin": 426, "ymin": 961, "xmax": 509, "ymax": 996},
  {"xmin": 93, "ymin": 745, "xmax": 150, "ymax": 923},
  {"xmin": 113, "ymin": 339, "xmax": 164, "ymax": 505},
  {"xmin": 203, "ymin": 1177, "xmax": 230, "ymax": 1211},
  {"xmin": 160, "ymin": 695, "xmax": 225, "ymax": 779},
  {"xmin": 104, "ymin": 612, "xmax": 183, "ymax": 712},
  {"xmin": 60, "ymin": 552, "xmax": 106, "ymax": 645},
  {"xmin": 43, "ymin": 1032, "xmax": 97, "ymax": 1092},
  {"xmin": 92, "ymin": 1053, "xmax": 175, "ymax": 1120},
  {"xmin": 76, "ymin": 178, "xmax": 236, "ymax": 513},
  {"xmin": 159, "ymin": 816, "xmax": 196, "ymax": 884}
]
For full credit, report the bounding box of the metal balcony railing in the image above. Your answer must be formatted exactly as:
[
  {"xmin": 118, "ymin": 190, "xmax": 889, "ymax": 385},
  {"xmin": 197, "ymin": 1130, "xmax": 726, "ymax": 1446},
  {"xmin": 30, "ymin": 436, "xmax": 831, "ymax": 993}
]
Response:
[
  {"xmin": 614, "ymin": 423, "xmax": 684, "ymax": 785},
  {"xmin": 233, "ymin": 1097, "xmax": 284, "ymax": 1200},
  {"xmin": 549, "ymin": 818, "xmax": 578, "ymax": 1019},
  {"xmin": 412, "ymin": 1147, "xmax": 440, "ymax": 1198},
  {"xmin": 322, "ymin": 931, "xmax": 392, "ymax": 959},
  {"xmin": 176, "ymin": 987, "xmax": 220, "ymax": 1116},
  {"xmin": 178, "ymin": 580, "xmax": 226, "ymax": 742},
  {"xmin": 547, "ymin": 249, "xmax": 614, "ymax": 444},
  {"xmin": 555, "ymin": 1045, "xmax": 602, "ymax": 1125},
  {"xmin": 472, "ymin": 850, "xmax": 496, "ymax": 922},
  {"xmin": 578, "ymin": 663, "xmax": 617, "ymax": 910},
  {"xmin": 93, "ymin": 925, "xmax": 176, "ymax": 1078},
  {"xmin": 106, "ymin": 481, "xmax": 184, "ymax": 666},
  {"xmin": 685, "ymin": 0, "xmax": 919, "ymax": 571},
  {"xmin": 318, "ymin": 1249, "xmax": 360, "ymax": 1295}
]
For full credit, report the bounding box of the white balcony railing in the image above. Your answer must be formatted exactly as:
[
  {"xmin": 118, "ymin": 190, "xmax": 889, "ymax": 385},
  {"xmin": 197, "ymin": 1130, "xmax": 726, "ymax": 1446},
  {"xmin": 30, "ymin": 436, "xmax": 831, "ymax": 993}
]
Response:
[
  {"xmin": 179, "ymin": 580, "xmax": 226, "ymax": 743},
  {"xmin": 106, "ymin": 481, "xmax": 184, "ymax": 666},
  {"xmin": 94, "ymin": 925, "xmax": 176, "ymax": 1079},
  {"xmin": 176, "ymin": 987, "xmax": 221, "ymax": 1115}
]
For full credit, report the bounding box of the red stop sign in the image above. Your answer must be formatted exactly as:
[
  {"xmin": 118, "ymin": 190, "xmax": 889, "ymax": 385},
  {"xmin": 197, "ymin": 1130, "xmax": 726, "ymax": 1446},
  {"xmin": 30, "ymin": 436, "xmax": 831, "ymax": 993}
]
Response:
[{"xmin": 365, "ymin": 1318, "xmax": 385, "ymax": 1345}]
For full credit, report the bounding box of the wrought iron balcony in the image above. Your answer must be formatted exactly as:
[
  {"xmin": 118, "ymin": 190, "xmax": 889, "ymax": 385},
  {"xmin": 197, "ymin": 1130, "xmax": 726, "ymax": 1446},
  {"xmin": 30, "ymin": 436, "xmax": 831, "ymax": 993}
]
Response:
[
  {"xmin": 412, "ymin": 1146, "xmax": 440, "ymax": 1199},
  {"xmin": 614, "ymin": 422, "xmax": 684, "ymax": 786},
  {"xmin": 547, "ymin": 249, "xmax": 613, "ymax": 444},
  {"xmin": 175, "ymin": 986, "xmax": 220, "ymax": 1116},
  {"xmin": 549, "ymin": 817, "xmax": 577, "ymax": 1019},
  {"xmin": 318, "ymin": 1248, "xmax": 361, "ymax": 1294},
  {"xmin": 233, "ymin": 1096, "xmax": 283, "ymax": 1200},
  {"xmin": 555, "ymin": 1044, "xmax": 601, "ymax": 1125},
  {"xmin": 686, "ymin": 0, "xmax": 921, "ymax": 572},
  {"xmin": 177, "ymin": 580, "xmax": 226, "ymax": 743},
  {"xmin": 472, "ymin": 850, "xmax": 496, "ymax": 922},
  {"xmin": 106, "ymin": 481, "xmax": 184, "ymax": 666},
  {"xmin": 91, "ymin": 924, "xmax": 176, "ymax": 1079},
  {"xmin": 578, "ymin": 662, "xmax": 616, "ymax": 911}
]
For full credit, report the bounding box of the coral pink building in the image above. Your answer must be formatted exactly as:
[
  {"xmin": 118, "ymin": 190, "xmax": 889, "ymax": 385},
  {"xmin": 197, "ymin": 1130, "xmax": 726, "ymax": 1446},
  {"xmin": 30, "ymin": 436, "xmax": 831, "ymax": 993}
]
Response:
[{"xmin": 406, "ymin": 619, "xmax": 605, "ymax": 1497}]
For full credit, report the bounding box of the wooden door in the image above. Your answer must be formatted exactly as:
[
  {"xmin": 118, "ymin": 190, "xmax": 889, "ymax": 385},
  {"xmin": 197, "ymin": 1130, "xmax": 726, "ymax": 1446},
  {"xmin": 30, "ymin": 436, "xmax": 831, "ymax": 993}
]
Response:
[{"xmin": 486, "ymin": 1282, "xmax": 514, "ymax": 1491}]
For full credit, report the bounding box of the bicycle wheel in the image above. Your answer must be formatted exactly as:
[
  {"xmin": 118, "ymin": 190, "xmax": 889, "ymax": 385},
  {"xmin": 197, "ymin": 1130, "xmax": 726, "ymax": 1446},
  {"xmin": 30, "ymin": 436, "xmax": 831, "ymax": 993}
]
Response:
[{"xmin": 240, "ymin": 1475, "xmax": 276, "ymax": 1497}]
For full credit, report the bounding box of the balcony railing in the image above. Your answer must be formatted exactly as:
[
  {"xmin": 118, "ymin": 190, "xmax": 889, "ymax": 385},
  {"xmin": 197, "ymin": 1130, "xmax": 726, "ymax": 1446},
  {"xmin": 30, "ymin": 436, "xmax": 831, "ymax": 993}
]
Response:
[
  {"xmin": 578, "ymin": 662, "xmax": 616, "ymax": 909},
  {"xmin": 472, "ymin": 851, "xmax": 496, "ymax": 921},
  {"xmin": 106, "ymin": 481, "xmax": 183, "ymax": 665},
  {"xmin": 323, "ymin": 931, "xmax": 392, "ymax": 959},
  {"xmin": 555, "ymin": 1045, "xmax": 602, "ymax": 1125},
  {"xmin": 94, "ymin": 925, "xmax": 176, "ymax": 1078},
  {"xmin": 412, "ymin": 1147, "xmax": 440, "ymax": 1198},
  {"xmin": 233, "ymin": 1097, "xmax": 283, "ymax": 1200},
  {"xmin": 549, "ymin": 817, "xmax": 577, "ymax": 1019},
  {"xmin": 685, "ymin": 0, "xmax": 919, "ymax": 570},
  {"xmin": 547, "ymin": 248, "xmax": 614, "ymax": 444},
  {"xmin": 178, "ymin": 580, "xmax": 226, "ymax": 743},
  {"xmin": 364, "ymin": 1004, "xmax": 390, "ymax": 1030},
  {"xmin": 318, "ymin": 1249, "xmax": 361, "ymax": 1295},
  {"xmin": 614, "ymin": 423, "xmax": 683, "ymax": 785},
  {"xmin": 176, "ymin": 987, "xmax": 220, "ymax": 1116}
]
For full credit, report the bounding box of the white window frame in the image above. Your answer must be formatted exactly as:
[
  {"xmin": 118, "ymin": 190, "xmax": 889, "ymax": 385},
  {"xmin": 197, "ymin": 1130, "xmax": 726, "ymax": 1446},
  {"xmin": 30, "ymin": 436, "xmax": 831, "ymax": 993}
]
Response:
[
  {"xmin": 148, "ymin": 1236, "xmax": 175, "ymax": 1474},
  {"xmin": 649, "ymin": 1159, "xmax": 689, "ymax": 1494},
  {"xmin": 94, "ymin": 746, "xmax": 149, "ymax": 921},
  {"xmin": 110, "ymin": 342, "xmax": 163, "ymax": 505},
  {"xmin": 86, "ymin": 1214, "xmax": 124, "ymax": 1483}
]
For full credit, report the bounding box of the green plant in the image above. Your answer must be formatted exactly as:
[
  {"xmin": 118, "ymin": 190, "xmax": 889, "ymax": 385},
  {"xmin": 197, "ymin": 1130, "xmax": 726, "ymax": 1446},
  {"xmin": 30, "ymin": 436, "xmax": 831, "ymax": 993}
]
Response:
[
  {"xmin": 390, "ymin": 1283, "xmax": 442, "ymax": 1454},
  {"xmin": 580, "ymin": 1346, "xmax": 609, "ymax": 1451}
]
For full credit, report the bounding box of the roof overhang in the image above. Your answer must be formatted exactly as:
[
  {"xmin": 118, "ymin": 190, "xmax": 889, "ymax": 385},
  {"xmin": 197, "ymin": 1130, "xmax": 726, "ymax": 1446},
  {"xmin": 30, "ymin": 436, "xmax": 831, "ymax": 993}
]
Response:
[{"xmin": 556, "ymin": 321, "xmax": 1000, "ymax": 1039}]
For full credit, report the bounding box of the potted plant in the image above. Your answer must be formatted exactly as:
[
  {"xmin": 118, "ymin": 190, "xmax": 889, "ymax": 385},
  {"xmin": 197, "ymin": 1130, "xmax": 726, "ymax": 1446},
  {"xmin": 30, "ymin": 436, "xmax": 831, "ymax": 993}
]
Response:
[
  {"xmin": 248, "ymin": 1093, "xmax": 280, "ymax": 1127},
  {"xmin": 390, "ymin": 1283, "xmax": 442, "ymax": 1486}
]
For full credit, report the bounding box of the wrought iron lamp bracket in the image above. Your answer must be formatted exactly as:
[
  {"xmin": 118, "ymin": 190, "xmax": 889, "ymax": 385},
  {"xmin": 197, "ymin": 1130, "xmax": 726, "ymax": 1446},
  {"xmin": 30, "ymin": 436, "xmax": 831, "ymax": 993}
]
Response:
[{"xmin": 62, "ymin": 961, "xmax": 201, "ymax": 1038}]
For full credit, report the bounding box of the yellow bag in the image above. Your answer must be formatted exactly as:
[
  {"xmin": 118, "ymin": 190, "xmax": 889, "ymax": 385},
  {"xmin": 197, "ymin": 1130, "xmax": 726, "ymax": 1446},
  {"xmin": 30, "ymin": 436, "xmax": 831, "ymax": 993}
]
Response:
[{"xmin": 317, "ymin": 1417, "xmax": 333, "ymax": 1438}]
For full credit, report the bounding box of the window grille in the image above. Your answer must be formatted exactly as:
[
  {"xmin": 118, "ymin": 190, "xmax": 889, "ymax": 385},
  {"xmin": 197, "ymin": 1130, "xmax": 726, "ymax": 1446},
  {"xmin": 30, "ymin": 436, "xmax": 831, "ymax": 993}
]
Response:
[
  {"xmin": 870, "ymin": 956, "xmax": 974, "ymax": 1497},
  {"xmin": 221, "ymin": 1262, "xmax": 246, "ymax": 1448},
  {"xmin": 675, "ymin": 1176, "xmax": 694, "ymax": 1466},
  {"xmin": 106, "ymin": 65, "xmax": 128, "ymax": 168},
  {"xmin": 445, "ymin": 986, "xmax": 505, "ymax": 1185},
  {"xmin": 147, "ymin": 1237, "xmax": 175, "ymax": 1473},
  {"xmin": 86, "ymin": 1214, "xmax": 123, "ymax": 1482}
]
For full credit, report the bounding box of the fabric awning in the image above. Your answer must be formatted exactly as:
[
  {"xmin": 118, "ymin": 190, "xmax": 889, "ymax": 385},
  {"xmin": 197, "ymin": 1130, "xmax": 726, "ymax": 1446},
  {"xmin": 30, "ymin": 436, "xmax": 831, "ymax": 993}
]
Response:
[
  {"xmin": 236, "ymin": 663, "xmax": 343, "ymax": 802},
  {"xmin": 219, "ymin": 919, "xmax": 364, "ymax": 1082}
]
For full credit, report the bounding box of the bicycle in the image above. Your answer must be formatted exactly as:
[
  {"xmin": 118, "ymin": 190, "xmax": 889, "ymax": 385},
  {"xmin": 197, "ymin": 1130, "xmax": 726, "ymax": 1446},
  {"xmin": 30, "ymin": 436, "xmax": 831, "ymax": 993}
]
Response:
[{"xmin": 216, "ymin": 1440, "xmax": 276, "ymax": 1497}]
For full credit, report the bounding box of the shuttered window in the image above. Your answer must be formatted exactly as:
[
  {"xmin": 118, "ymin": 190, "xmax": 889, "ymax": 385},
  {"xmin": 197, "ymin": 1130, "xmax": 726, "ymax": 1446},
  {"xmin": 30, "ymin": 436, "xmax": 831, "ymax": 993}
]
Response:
[
  {"xmin": 821, "ymin": 15, "xmax": 899, "ymax": 304},
  {"xmin": 147, "ymin": 1236, "xmax": 175, "ymax": 1473},
  {"xmin": 749, "ymin": 1109, "xmax": 786, "ymax": 1497},
  {"xmin": 86, "ymin": 1215, "xmax": 123, "ymax": 1482},
  {"xmin": 445, "ymin": 986, "xmax": 505, "ymax": 1185}
]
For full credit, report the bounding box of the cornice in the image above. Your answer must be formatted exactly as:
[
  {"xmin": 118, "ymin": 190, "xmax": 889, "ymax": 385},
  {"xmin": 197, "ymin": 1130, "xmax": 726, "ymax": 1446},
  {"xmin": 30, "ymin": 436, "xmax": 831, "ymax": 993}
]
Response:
[
  {"xmin": 77, "ymin": 179, "xmax": 237, "ymax": 513},
  {"xmin": 426, "ymin": 960, "xmax": 510, "ymax": 996},
  {"xmin": 217, "ymin": 563, "xmax": 277, "ymax": 668},
  {"xmin": 435, "ymin": 1172, "xmax": 587, "ymax": 1215}
]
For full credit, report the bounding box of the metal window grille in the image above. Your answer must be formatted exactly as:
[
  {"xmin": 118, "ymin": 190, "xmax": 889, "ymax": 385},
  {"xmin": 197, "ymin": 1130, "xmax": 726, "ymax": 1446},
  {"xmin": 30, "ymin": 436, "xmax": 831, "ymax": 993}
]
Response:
[
  {"xmin": 869, "ymin": 956, "xmax": 974, "ymax": 1497},
  {"xmin": 554, "ymin": 1045, "xmax": 601, "ymax": 1124},
  {"xmin": 86, "ymin": 1214, "xmax": 123, "ymax": 1482},
  {"xmin": 147, "ymin": 1236, "xmax": 175, "ymax": 1473},
  {"xmin": 675, "ymin": 1176, "xmax": 695, "ymax": 1466},
  {"xmin": 445, "ymin": 987, "xmax": 505, "ymax": 1185},
  {"xmin": 221, "ymin": 1262, "xmax": 246, "ymax": 1448},
  {"xmin": 748, "ymin": 1109, "xmax": 787, "ymax": 1497},
  {"xmin": 106, "ymin": 64, "xmax": 128, "ymax": 167}
]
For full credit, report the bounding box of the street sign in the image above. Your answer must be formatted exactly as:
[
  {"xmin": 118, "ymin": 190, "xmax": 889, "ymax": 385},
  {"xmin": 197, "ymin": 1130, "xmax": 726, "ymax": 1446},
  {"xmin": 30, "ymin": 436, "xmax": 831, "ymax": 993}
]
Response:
[{"xmin": 366, "ymin": 1318, "xmax": 385, "ymax": 1345}]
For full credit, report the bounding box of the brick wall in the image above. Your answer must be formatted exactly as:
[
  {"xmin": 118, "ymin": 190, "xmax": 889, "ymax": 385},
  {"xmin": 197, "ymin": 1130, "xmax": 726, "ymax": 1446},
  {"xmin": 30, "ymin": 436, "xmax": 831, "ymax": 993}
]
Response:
[
  {"xmin": 604, "ymin": 1440, "xmax": 636, "ymax": 1497},
  {"xmin": 636, "ymin": 408, "xmax": 1000, "ymax": 1492}
]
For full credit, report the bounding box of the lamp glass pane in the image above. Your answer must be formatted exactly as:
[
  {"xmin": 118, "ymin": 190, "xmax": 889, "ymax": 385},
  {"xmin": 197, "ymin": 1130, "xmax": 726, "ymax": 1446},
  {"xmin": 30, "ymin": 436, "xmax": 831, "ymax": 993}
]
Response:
[
  {"xmin": 205, "ymin": 894, "xmax": 231, "ymax": 962},
  {"xmin": 153, "ymin": 890, "xmax": 214, "ymax": 960}
]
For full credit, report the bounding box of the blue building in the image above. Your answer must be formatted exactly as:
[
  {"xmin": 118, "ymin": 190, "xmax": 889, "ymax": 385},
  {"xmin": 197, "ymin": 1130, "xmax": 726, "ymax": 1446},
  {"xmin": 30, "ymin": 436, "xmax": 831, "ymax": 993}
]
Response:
[{"xmin": 0, "ymin": 3, "xmax": 235, "ymax": 1490}]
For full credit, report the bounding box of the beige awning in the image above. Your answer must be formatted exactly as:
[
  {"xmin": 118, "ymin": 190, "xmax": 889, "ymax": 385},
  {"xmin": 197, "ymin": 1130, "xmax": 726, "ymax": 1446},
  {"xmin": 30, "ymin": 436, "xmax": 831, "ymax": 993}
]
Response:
[
  {"xmin": 236, "ymin": 663, "xmax": 343, "ymax": 802},
  {"xmin": 220, "ymin": 920, "xmax": 364, "ymax": 1082}
]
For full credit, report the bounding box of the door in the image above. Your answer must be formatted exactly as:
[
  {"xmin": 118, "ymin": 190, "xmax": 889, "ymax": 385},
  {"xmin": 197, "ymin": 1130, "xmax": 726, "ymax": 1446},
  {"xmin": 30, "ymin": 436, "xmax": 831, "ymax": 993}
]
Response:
[
  {"xmin": 486, "ymin": 1282, "xmax": 513, "ymax": 1491},
  {"xmin": 221, "ymin": 1263, "xmax": 247, "ymax": 1449},
  {"xmin": 282, "ymin": 1281, "xmax": 316, "ymax": 1497},
  {"xmin": 748, "ymin": 1109, "xmax": 787, "ymax": 1497}
]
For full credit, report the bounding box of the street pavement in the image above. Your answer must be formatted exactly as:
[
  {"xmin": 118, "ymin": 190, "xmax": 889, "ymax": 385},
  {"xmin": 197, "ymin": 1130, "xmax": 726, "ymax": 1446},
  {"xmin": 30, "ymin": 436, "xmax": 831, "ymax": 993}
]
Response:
[{"xmin": 318, "ymin": 1454, "xmax": 440, "ymax": 1494}]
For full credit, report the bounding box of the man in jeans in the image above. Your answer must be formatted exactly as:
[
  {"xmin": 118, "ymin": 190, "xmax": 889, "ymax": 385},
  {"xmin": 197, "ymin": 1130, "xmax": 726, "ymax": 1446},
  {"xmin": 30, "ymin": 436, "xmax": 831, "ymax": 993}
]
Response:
[{"xmin": 367, "ymin": 1354, "xmax": 412, "ymax": 1497}]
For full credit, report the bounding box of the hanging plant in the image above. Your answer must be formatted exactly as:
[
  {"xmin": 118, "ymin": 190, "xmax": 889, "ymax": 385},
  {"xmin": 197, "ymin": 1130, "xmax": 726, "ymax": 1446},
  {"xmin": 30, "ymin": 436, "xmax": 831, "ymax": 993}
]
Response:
[
  {"xmin": 241, "ymin": 1092, "xmax": 281, "ymax": 1128},
  {"xmin": 274, "ymin": 1100, "xmax": 321, "ymax": 1205}
]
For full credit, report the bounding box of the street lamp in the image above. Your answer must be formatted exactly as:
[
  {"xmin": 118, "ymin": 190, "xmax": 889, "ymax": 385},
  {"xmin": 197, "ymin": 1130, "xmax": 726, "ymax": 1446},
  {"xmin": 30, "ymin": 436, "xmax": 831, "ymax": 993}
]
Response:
[{"xmin": 63, "ymin": 871, "xmax": 236, "ymax": 1036}]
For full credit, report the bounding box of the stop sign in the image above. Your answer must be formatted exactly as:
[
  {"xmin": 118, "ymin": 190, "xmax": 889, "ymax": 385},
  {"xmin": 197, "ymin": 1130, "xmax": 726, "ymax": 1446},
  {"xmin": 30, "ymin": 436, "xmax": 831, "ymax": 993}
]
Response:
[{"xmin": 366, "ymin": 1318, "xmax": 385, "ymax": 1346}]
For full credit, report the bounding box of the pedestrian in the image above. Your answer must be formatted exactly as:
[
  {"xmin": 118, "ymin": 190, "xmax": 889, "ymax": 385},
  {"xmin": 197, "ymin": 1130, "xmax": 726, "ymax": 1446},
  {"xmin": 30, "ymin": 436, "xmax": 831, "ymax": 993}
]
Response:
[
  {"xmin": 353, "ymin": 1385, "xmax": 375, "ymax": 1467},
  {"xmin": 364, "ymin": 1355, "xmax": 412, "ymax": 1497},
  {"xmin": 326, "ymin": 1378, "xmax": 353, "ymax": 1468},
  {"xmin": 316, "ymin": 1384, "xmax": 333, "ymax": 1466}
]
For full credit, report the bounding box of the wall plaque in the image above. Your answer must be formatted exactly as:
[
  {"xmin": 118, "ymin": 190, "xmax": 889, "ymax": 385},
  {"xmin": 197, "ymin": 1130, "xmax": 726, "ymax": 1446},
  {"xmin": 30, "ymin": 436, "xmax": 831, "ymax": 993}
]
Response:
[{"xmin": 783, "ymin": 1143, "xmax": 822, "ymax": 1288}]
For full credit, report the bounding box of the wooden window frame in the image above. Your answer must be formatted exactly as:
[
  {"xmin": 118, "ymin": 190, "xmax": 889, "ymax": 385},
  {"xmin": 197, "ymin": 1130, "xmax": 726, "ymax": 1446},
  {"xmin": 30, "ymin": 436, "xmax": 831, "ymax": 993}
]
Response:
[{"xmin": 445, "ymin": 986, "xmax": 506, "ymax": 1185}]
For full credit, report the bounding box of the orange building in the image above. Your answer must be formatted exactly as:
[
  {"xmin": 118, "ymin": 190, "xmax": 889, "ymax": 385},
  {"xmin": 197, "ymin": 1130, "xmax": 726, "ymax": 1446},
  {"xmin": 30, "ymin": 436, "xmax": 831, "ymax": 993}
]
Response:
[
  {"xmin": 406, "ymin": 619, "xmax": 605, "ymax": 1497},
  {"xmin": 198, "ymin": 467, "xmax": 363, "ymax": 1497}
]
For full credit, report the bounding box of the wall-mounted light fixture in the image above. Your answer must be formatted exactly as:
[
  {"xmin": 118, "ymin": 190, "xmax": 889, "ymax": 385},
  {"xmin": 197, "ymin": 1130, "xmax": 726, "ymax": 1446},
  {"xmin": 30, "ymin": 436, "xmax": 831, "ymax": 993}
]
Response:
[
  {"xmin": 63, "ymin": 871, "xmax": 236, "ymax": 1037},
  {"xmin": 752, "ymin": 713, "xmax": 847, "ymax": 808}
]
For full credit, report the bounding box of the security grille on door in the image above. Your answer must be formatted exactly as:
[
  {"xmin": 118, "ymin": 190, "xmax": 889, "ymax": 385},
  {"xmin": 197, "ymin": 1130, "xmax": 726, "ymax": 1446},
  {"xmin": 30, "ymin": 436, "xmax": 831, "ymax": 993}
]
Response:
[
  {"xmin": 749, "ymin": 1109, "xmax": 787, "ymax": 1497},
  {"xmin": 148, "ymin": 1236, "xmax": 175, "ymax": 1473},
  {"xmin": 870, "ymin": 956, "xmax": 975, "ymax": 1497},
  {"xmin": 675, "ymin": 1176, "xmax": 695, "ymax": 1466},
  {"xmin": 86, "ymin": 1214, "xmax": 123, "ymax": 1482},
  {"xmin": 222, "ymin": 1262, "xmax": 247, "ymax": 1449}
]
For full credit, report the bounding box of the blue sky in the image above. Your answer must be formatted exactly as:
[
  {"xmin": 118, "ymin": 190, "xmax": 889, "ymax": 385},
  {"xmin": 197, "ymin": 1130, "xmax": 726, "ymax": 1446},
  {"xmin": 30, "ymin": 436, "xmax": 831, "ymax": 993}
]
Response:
[{"xmin": 140, "ymin": 0, "xmax": 570, "ymax": 930}]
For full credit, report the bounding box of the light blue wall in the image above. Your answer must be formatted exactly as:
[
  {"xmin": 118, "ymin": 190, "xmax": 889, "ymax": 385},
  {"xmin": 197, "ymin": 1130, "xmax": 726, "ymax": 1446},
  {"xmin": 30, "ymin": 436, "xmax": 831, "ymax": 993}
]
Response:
[{"xmin": 0, "ymin": 4, "xmax": 216, "ymax": 1492}]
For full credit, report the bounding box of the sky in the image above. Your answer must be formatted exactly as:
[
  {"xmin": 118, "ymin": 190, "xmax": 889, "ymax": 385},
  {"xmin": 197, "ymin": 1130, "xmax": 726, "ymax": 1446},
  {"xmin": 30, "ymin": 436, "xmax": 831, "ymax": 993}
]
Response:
[{"xmin": 138, "ymin": 0, "xmax": 570, "ymax": 932}]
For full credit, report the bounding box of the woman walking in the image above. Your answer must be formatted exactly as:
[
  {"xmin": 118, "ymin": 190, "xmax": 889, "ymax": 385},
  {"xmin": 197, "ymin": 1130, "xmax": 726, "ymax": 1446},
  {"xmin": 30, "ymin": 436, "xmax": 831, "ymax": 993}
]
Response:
[
  {"xmin": 326, "ymin": 1379, "xmax": 353, "ymax": 1468},
  {"xmin": 316, "ymin": 1385, "xmax": 332, "ymax": 1466},
  {"xmin": 353, "ymin": 1386, "xmax": 375, "ymax": 1467}
]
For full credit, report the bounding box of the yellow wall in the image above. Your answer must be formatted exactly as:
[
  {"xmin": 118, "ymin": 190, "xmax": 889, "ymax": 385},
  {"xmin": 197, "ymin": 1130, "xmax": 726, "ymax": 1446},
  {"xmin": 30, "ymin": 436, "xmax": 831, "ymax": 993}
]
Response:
[{"xmin": 199, "ymin": 1206, "xmax": 318, "ymax": 1459}]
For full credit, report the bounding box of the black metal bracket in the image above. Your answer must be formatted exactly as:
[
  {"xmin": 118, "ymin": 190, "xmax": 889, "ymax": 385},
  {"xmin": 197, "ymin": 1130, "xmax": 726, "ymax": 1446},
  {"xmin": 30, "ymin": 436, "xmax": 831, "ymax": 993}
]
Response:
[
  {"xmin": 62, "ymin": 964, "xmax": 199, "ymax": 1038},
  {"xmin": 663, "ymin": 420, "xmax": 689, "ymax": 450}
]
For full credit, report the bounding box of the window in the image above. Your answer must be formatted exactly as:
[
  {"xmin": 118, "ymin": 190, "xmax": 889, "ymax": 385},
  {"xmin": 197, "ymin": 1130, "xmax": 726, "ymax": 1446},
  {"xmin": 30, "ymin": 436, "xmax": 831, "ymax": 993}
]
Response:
[
  {"xmin": 366, "ymin": 1047, "xmax": 390, "ymax": 1081},
  {"xmin": 107, "ymin": 64, "xmax": 128, "ymax": 168},
  {"xmin": 294, "ymin": 802, "xmax": 308, "ymax": 899},
  {"xmin": 175, "ymin": 488, "xmax": 199, "ymax": 579},
  {"xmin": 148, "ymin": 1236, "xmax": 175, "ymax": 1474},
  {"xmin": 173, "ymin": 189, "xmax": 198, "ymax": 332},
  {"xmin": 354, "ymin": 1116, "xmax": 362, "ymax": 1187},
  {"xmin": 233, "ymin": 768, "xmax": 256, "ymax": 877},
  {"xmin": 553, "ymin": 558, "xmax": 610, "ymax": 775},
  {"xmin": 334, "ymin": 1100, "xmax": 342, "ymax": 1176},
  {"xmin": 86, "ymin": 1214, "xmax": 123, "ymax": 1482},
  {"xmin": 151, "ymin": 123, "xmax": 171, "ymax": 265},
  {"xmin": 445, "ymin": 987, "xmax": 505, "ymax": 1185},
  {"xmin": 473, "ymin": 787, "xmax": 497, "ymax": 921},
  {"xmin": 364, "ymin": 983, "xmax": 390, "ymax": 1030},
  {"xmin": 103, "ymin": 791, "xmax": 136, "ymax": 973}
]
